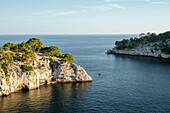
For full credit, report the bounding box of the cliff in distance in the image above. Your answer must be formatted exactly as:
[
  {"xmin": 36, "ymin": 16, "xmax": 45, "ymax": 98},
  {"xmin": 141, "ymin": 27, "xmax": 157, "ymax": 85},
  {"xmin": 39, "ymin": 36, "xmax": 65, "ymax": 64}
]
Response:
[
  {"xmin": 0, "ymin": 38, "xmax": 92, "ymax": 96},
  {"xmin": 106, "ymin": 31, "xmax": 170, "ymax": 59}
]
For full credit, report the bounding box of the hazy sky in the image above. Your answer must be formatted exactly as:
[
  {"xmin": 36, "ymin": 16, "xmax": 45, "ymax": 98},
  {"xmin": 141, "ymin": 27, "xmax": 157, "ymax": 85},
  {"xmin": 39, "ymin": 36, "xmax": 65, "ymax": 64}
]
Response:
[{"xmin": 0, "ymin": 0, "xmax": 169, "ymax": 34}]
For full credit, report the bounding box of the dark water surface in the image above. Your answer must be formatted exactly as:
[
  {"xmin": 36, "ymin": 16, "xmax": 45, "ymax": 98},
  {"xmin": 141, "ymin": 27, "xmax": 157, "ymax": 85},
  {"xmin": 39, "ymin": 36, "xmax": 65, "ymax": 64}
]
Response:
[{"xmin": 0, "ymin": 35, "xmax": 170, "ymax": 113}]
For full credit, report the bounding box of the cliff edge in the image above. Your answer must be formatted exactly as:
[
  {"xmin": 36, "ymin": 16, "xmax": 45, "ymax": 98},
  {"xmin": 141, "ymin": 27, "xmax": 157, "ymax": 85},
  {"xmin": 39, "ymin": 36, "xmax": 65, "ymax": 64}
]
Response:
[
  {"xmin": 0, "ymin": 38, "xmax": 92, "ymax": 96},
  {"xmin": 106, "ymin": 31, "xmax": 170, "ymax": 59}
]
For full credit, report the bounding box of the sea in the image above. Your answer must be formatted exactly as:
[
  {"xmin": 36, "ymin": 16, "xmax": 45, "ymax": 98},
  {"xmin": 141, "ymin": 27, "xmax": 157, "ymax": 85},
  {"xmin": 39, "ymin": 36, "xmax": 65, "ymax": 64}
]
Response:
[{"xmin": 0, "ymin": 35, "xmax": 170, "ymax": 113}]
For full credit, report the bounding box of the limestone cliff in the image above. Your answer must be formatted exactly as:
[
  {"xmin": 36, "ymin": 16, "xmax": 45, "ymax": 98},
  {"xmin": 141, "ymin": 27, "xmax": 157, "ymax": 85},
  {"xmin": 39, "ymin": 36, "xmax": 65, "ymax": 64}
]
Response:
[
  {"xmin": 0, "ymin": 38, "xmax": 92, "ymax": 96},
  {"xmin": 106, "ymin": 31, "xmax": 170, "ymax": 59}
]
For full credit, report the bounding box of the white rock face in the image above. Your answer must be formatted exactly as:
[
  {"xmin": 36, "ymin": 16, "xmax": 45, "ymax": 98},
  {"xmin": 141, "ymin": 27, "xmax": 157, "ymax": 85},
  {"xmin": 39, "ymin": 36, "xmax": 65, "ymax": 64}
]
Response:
[
  {"xmin": 0, "ymin": 54, "xmax": 92, "ymax": 96},
  {"xmin": 106, "ymin": 36, "xmax": 170, "ymax": 59},
  {"xmin": 107, "ymin": 43, "xmax": 170, "ymax": 59},
  {"xmin": 50, "ymin": 59, "xmax": 92, "ymax": 83}
]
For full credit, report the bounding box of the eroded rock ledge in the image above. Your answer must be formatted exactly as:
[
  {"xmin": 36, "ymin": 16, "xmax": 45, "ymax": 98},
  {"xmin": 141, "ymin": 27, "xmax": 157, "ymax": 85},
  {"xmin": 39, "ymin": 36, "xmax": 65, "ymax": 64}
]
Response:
[{"xmin": 0, "ymin": 53, "xmax": 92, "ymax": 96}]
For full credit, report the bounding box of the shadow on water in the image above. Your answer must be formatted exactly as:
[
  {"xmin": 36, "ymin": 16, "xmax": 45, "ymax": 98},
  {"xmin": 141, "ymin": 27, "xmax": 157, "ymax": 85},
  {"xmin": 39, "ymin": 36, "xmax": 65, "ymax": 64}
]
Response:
[
  {"xmin": 108, "ymin": 54, "xmax": 170, "ymax": 64},
  {"xmin": 0, "ymin": 82, "xmax": 92, "ymax": 113}
]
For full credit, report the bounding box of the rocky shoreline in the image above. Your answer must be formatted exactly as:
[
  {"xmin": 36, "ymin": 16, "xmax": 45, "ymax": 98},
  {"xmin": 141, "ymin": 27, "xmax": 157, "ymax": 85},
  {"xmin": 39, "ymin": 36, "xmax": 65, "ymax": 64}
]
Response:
[
  {"xmin": 0, "ymin": 53, "xmax": 92, "ymax": 96},
  {"xmin": 106, "ymin": 31, "xmax": 170, "ymax": 59},
  {"xmin": 106, "ymin": 47, "xmax": 170, "ymax": 59}
]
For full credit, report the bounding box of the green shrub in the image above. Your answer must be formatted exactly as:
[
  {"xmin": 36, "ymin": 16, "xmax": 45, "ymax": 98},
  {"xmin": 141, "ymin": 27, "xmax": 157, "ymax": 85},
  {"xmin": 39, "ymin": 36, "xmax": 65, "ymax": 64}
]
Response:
[
  {"xmin": 61, "ymin": 53, "xmax": 74, "ymax": 63},
  {"xmin": 34, "ymin": 67, "xmax": 38, "ymax": 69},
  {"xmin": 40, "ymin": 46, "xmax": 59, "ymax": 56},
  {"xmin": 6, "ymin": 75, "xmax": 10, "ymax": 81},
  {"xmin": 21, "ymin": 65, "xmax": 33, "ymax": 72},
  {"xmin": 3, "ymin": 47, "xmax": 10, "ymax": 51},
  {"xmin": 54, "ymin": 51, "xmax": 63, "ymax": 57},
  {"xmin": 26, "ymin": 38, "xmax": 44, "ymax": 51},
  {"xmin": 115, "ymin": 41, "xmax": 121, "ymax": 45},
  {"xmin": 6, "ymin": 53, "xmax": 14, "ymax": 63},
  {"xmin": 2, "ymin": 64, "xmax": 8, "ymax": 75},
  {"xmin": 3, "ymin": 42, "xmax": 16, "ymax": 50},
  {"xmin": 22, "ymin": 47, "xmax": 35, "ymax": 60},
  {"xmin": 0, "ymin": 37, "xmax": 75, "ymax": 62}
]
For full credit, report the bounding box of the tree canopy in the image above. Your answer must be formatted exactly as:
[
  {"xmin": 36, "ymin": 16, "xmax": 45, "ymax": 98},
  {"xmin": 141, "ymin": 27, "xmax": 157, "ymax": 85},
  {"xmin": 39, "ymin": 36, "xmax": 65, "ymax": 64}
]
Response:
[
  {"xmin": 114, "ymin": 31, "xmax": 170, "ymax": 54},
  {"xmin": 0, "ymin": 37, "xmax": 75, "ymax": 65}
]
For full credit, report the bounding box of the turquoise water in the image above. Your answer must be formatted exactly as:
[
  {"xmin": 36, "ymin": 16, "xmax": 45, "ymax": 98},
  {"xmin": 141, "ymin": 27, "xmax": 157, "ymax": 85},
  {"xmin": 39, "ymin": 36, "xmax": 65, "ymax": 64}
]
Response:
[{"xmin": 0, "ymin": 35, "xmax": 170, "ymax": 113}]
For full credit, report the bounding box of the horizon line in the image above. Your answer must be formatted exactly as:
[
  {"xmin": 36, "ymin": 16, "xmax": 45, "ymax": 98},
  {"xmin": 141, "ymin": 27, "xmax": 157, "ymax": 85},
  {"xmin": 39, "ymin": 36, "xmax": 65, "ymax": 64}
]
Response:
[{"xmin": 0, "ymin": 33, "xmax": 140, "ymax": 35}]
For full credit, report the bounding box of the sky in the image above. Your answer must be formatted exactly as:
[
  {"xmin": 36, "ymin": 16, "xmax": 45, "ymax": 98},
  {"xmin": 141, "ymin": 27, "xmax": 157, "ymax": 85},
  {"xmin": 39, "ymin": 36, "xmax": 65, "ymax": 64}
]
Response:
[{"xmin": 0, "ymin": 0, "xmax": 169, "ymax": 34}]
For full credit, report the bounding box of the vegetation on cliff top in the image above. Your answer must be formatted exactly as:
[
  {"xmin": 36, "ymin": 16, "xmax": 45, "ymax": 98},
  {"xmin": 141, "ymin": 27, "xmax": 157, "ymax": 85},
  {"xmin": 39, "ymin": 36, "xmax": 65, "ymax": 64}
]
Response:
[
  {"xmin": 0, "ymin": 38, "xmax": 74, "ymax": 75},
  {"xmin": 115, "ymin": 31, "xmax": 170, "ymax": 54}
]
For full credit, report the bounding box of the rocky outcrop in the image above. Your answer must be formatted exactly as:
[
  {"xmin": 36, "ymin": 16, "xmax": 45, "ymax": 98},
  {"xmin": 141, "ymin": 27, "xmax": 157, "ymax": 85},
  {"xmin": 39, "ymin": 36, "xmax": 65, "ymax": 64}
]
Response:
[
  {"xmin": 107, "ymin": 46, "xmax": 170, "ymax": 59},
  {"xmin": 0, "ymin": 53, "xmax": 92, "ymax": 96},
  {"xmin": 106, "ymin": 31, "xmax": 170, "ymax": 59}
]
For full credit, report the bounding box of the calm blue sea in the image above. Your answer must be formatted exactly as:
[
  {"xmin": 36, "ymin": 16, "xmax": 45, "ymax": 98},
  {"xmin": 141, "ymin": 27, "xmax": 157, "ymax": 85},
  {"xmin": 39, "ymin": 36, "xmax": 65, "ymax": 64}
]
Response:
[{"xmin": 0, "ymin": 35, "xmax": 170, "ymax": 113}]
